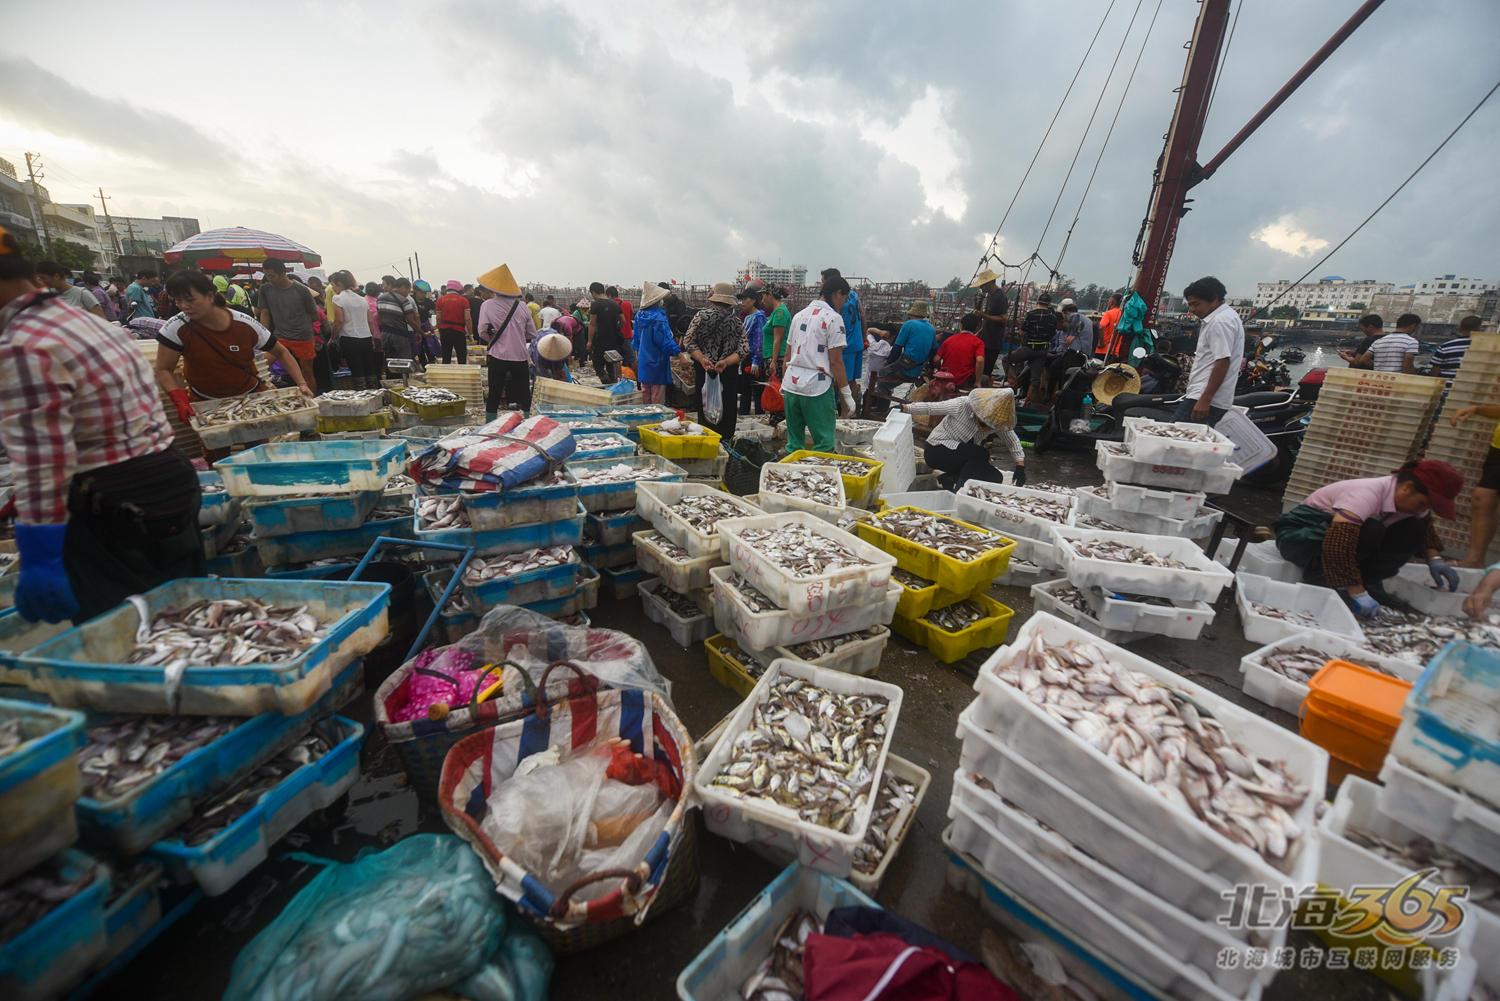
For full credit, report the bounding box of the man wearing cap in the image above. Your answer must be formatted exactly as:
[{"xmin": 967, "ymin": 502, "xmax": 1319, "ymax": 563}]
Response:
[
  {"xmin": 634, "ymin": 282, "xmax": 680, "ymax": 405},
  {"xmin": 1046, "ymin": 298, "xmax": 1093, "ymax": 391},
  {"xmin": 1274, "ymin": 460, "xmax": 1464, "ymax": 618},
  {"xmin": 1007, "ymin": 292, "xmax": 1057, "ymax": 407},
  {"xmin": 781, "ymin": 273, "xmax": 855, "ymax": 453},
  {"xmin": 969, "ymin": 269, "xmax": 1009, "ymax": 384},
  {"xmin": 435, "ymin": 280, "xmax": 474, "ymax": 364},
  {"xmin": 477, "ymin": 264, "xmax": 535, "ymax": 417}
]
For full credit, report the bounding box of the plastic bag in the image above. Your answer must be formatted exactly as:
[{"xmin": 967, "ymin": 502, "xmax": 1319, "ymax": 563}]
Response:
[
  {"xmin": 223, "ymin": 834, "xmax": 552, "ymax": 1001},
  {"xmin": 761, "ymin": 378, "xmax": 785, "ymax": 414},
  {"xmin": 702, "ymin": 370, "xmax": 723, "ymax": 424}
]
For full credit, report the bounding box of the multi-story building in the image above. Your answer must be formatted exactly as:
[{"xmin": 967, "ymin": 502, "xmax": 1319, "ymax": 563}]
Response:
[
  {"xmin": 0, "ymin": 158, "xmax": 40, "ymax": 245},
  {"xmin": 1368, "ymin": 286, "xmax": 1496, "ymax": 331},
  {"xmin": 111, "ymin": 215, "xmax": 200, "ymax": 257},
  {"xmin": 1252, "ymin": 276, "xmax": 1394, "ymax": 311},
  {"xmin": 1413, "ymin": 275, "xmax": 1496, "ymax": 296},
  {"xmin": 744, "ymin": 260, "xmax": 807, "ymax": 288}
]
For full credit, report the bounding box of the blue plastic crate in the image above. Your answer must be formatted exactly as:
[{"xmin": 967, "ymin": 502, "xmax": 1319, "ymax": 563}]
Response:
[
  {"xmin": 22, "ymin": 578, "xmax": 390, "ymax": 716},
  {"xmin": 599, "ymin": 563, "xmax": 649, "ymax": 600},
  {"xmin": 568, "ymin": 432, "xmax": 637, "ymax": 461},
  {"xmin": 244, "ymin": 489, "xmax": 385, "ymax": 538},
  {"xmin": 464, "ymin": 552, "xmax": 581, "ymax": 609},
  {"xmin": 423, "ymin": 567, "xmax": 479, "ymax": 641},
  {"xmin": 75, "ymin": 659, "xmax": 363, "ymax": 855},
  {"xmin": 97, "ymin": 860, "xmax": 163, "ymax": 972},
  {"xmin": 262, "ymin": 561, "xmax": 358, "ymax": 580},
  {"xmin": 602, "ymin": 404, "xmax": 675, "ymax": 430},
  {"xmin": 0, "ymin": 609, "xmax": 70, "ymax": 687},
  {"xmin": 556, "ymin": 418, "xmax": 629, "ymax": 437},
  {"xmin": 196, "ymin": 471, "xmax": 238, "ymax": 528},
  {"xmin": 204, "ymin": 538, "xmax": 263, "ymax": 578},
  {"xmin": 252, "ymin": 510, "xmax": 415, "ymax": 566},
  {"xmin": 415, "ymin": 501, "xmax": 585, "ymax": 557},
  {"xmin": 566, "ymin": 455, "xmax": 688, "ymax": 512},
  {"xmin": 0, "ymin": 699, "xmax": 87, "ymax": 885},
  {"xmin": 451, "ymin": 472, "xmax": 580, "ymax": 531},
  {"xmin": 579, "ymin": 538, "xmax": 638, "ymax": 570},
  {"xmin": 0, "ymin": 850, "xmax": 110, "ymax": 1001},
  {"xmin": 214, "ymin": 440, "xmax": 407, "ymax": 497},
  {"xmin": 1392, "ymin": 640, "xmax": 1500, "ymax": 806},
  {"xmin": 523, "ymin": 565, "xmax": 600, "ymax": 618},
  {"xmin": 147, "ymin": 716, "xmax": 364, "ymax": 896},
  {"xmin": 535, "ymin": 403, "xmax": 601, "ymax": 420},
  {"xmin": 584, "ymin": 507, "xmax": 649, "ymax": 547}
]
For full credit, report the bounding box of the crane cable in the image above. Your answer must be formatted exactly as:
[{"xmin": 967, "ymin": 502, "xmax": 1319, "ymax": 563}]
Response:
[
  {"xmin": 1203, "ymin": 0, "xmax": 1246, "ymax": 125},
  {"xmin": 1253, "ymin": 75, "xmax": 1500, "ymax": 320}
]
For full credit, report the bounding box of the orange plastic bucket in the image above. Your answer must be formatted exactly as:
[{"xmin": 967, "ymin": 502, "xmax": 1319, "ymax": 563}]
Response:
[{"xmin": 1300, "ymin": 660, "xmax": 1412, "ymax": 772}]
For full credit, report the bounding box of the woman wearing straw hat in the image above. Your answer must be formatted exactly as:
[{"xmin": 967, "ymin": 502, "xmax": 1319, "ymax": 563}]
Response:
[
  {"xmin": 633, "ymin": 281, "xmax": 680, "ymax": 404},
  {"xmin": 683, "ymin": 282, "xmax": 748, "ymax": 441},
  {"xmin": 476, "ymin": 264, "xmax": 536, "ymax": 418},
  {"xmin": 901, "ymin": 387, "xmax": 1027, "ymax": 491}
]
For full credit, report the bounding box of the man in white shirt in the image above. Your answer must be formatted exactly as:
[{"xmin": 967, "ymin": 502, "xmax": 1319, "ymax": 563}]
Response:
[
  {"xmin": 537, "ymin": 295, "xmax": 562, "ymax": 329},
  {"xmin": 1175, "ymin": 276, "xmax": 1244, "ymax": 424},
  {"xmin": 781, "ymin": 273, "xmax": 856, "ymax": 454},
  {"xmin": 1354, "ymin": 312, "xmax": 1420, "ymax": 374}
]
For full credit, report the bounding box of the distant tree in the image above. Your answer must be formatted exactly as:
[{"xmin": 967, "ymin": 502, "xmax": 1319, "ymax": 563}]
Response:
[
  {"xmin": 943, "ymin": 276, "xmax": 964, "ymax": 292},
  {"xmin": 48, "ymin": 239, "xmax": 96, "ymax": 272},
  {"xmin": 1078, "ymin": 283, "xmax": 1103, "ymax": 310},
  {"xmin": 1268, "ymin": 305, "xmax": 1301, "ymax": 321},
  {"xmin": 1349, "ymin": 301, "xmax": 1366, "ymax": 310}
]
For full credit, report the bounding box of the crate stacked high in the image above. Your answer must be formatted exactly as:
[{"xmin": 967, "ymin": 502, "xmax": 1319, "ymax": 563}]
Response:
[
  {"xmin": 1426, "ymin": 336, "xmax": 1500, "ymax": 561},
  {"xmin": 948, "ymin": 611, "xmax": 1329, "ymax": 1001},
  {"xmin": 1282, "ymin": 368, "xmax": 1442, "ymax": 513},
  {"xmin": 564, "ymin": 450, "xmax": 685, "ymax": 601}
]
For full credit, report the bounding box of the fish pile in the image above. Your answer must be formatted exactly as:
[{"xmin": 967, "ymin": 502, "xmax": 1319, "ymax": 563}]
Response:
[
  {"xmin": 790, "ymin": 456, "xmax": 871, "ymax": 477},
  {"xmin": 0, "ymin": 859, "xmax": 98, "ymax": 945},
  {"xmin": 736, "ymin": 524, "xmax": 872, "ymax": 577},
  {"xmin": 1248, "ymin": 601, "xmax": 1320, "ymax": 629},
  {"xmin": 719, "ymin": 640, "xmax": 766, "ymax": 680},
  {"xmin": 385, "ymin": 474, "xmax": 416, "ymax": 492},
  {"xmin": 1008, "ymin": 557, "xmax": 1040, "ymax": 573},
  {"xmin": 367, "ymin": 501, "xmax": 413, "ymax": 522},
  {"xmin": 417, "ymin": 494, "xmax": 469, "ymax": 530},
  {"xmin": 0, "ymin": 716, "xmax": 38, "ymax": 757},
  {"xmin": 169, "ymin": 730, "xmax": 334, "ymax": 846},
  {"xmin": 1047, "ymin": 584, "xmax": 1096, "ymax": 616},
  {"xmin": 1344, "ymin": 828, "xmax": 1498, "ymax": 914},
  {"xmin": 784, "ymin": 626, "xmax": 885, "ymax": 660},
  {"xmin": 666, "ymin": 493, "xmax": 748, "ymax": 533},
  {"xmin": 891, "ymin": 567, "xmax": 935, "ymax": 590},
  {"xmin": 571, "ymin": 463, "xmax": 674, "ymax": 485},
  {"xmin": 398, "ymin": 387, "xmax": 461, "ymax": 405},
  {"xmin": 612, "ymin": 406, "xmax": 669, "ymax": 416},
  {"xmin": 572, "ymin": 434, "xmax": 631, "ymax": 454},
  {"xmin": 1069, "ymin": 538, "xmax": 1190, "ymax": 569},
  {"xmin": 201, "ymin": 480, "xmax": 227, "ymax": 495},
  {"xmin": 990, "ymin": 635, "xmax": 1309, "ymax": 863},
  {"xmin": 965, "ymin": 483, "xmax": 1072, "ymax": 522},
  {"xmin": 923, "ymin": 599, "xmax": 989, "ymax": 633},
  {"xmin": 763, "ymin": 465, "xmax": 842, "ymax": 506},
  {"xmin": 1133, "ymin": 420, "xmax": 1217, "ymax": 442},
  {"xmin": 559, "ymin": 421, "xmax": 621, "ymax": 434},
  {"xmin": 1025, "ymin": 480, "xmax": 1079, "ymax": 496},
  {"xmin": 836, "ymin": 419, "xmax": 883, "ymax": 434},
  {"xmin": 1078, "ymin": 485, "xmax": 1110, "ymax": 499},
  {"xmin": 640, "ymin": 531, "xmax": 690, "ymax": 561},
  {"xmin": 317, "ymin": 389, "xmax": 384, "ymax": 403},
  {"xmin": 652, "ymin": 417, "xmax": 707, "ymax": 436},
  {"xmin": 196, "ymin": 392, "xmax": 310, "ymax": 427},
  {"xmin": 710, "ymin": 674, "xmax": 890, "ymax": 832},
  {"xmin": 870, "ymin": 509, "xmax": 1007, "ymax": 562},
  {"xmin": 740, "ymin": 909, "xmax": 818, "ymax": 1001},
  {"xmin": 653, "ymin": 586, "xmax": 706, "ymax": 620},
  {"xmin": 726, "ymin": 574, "xmax": 780, "ymax": 613},
  {"xmin": 128, "ymin": 599, "xmax": 326, "ymax": 667},
  {"xmin": 1252, "ymin": 646, "xmax": 1334, "ymax": 685},
  {"xmin": 78, "ymin": 716, "xmax": 239, "ymax": 800},
  {"xmin": 852, "ymin": 770, "xmax": 919, "ymax": 875},
  {"xmin": 1360, "ymin": 609, "xmax": 1500, "ymax": 664},
  {"xmin": 462, "ymin": 546, "xmax": 574, "ymax": 584}
]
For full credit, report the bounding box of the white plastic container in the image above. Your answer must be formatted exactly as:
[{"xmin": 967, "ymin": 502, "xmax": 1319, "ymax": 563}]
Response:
[
  {"xmin": 1006, "ymin": 532, "xmax": 1062, "ymax": 571},
  {"xmin": 879, "ymin": 489, "xmax": 956, "ymax": 515},
  {"xmin": 710, "ymin": 565, "xmax": 900, "ymax": 653},
  {"xmin": 1390, "ymin": 641, "xmax": 1500, "ymax": 810},
  {"xmin": 1083, "ymin": 588, "xmax": 1216, "ymax": 640},
  {"xmin": 1030, "ymin": 578, "xmax": 1151, "ymax": 645},
  {"xmin": 972, "ymin": 612, "xmax": 1327, "ymax": 891},
  {"xmin": 954, "ymin": 482, "xmax": 1074, "ymax": 542},
  {"xmin": 1214, "ymin": 538, "xmax": 1302, "ymax": 583},
  {"xmin": 1124, "ymin": 416, "xmax": 1237, "ymax": 470},
  {"xmin": 1239, "ymin": 630, "xmax": 1420, "ymax": 716},
  {"xmin": 693, "ymin": 658, "xmax": 903, "ymax": 877},
  {"xmin": 869, "ymin": 412, "xmax": 915, "ymax": 494},
  {"xmin": 993, "ymin": 554, "xmax": 1058, "ymax": 588},
  {"xmin": 1103, "ymin": 504, "xmax": 1223, "ymax": 540},
  {"xmin": 772, "ymin": 626, "xmax": 889, "ymax": 677},
  {"xmin": 757, "ymin": 463, "xmax": 846, "ymax": 524},
  {"xmin": 1096, "ymin": 440, "xmax": 1243, "ymax": 494},
  {"xmin": 949, "ymin": 772, "xmax": 1266, "ymax": 995},
  {"xmin": 716, "ymin": 512, "xmax": 896, "ymax": 618},
  {"xmin": 1385, "ymin": 562, "xmax": 1493, "ymax": 618},
  {"xmin": 1050, "ymin": 526, "xmax": 1234, "ymax": 603},
  {"xmin": 631, "ymin": 530, "xmax": 720, "ymax": 594},
  {"xmin": 637, "ymin": 481, "xmax": 763, "ymax": 558},
  {"xmin": 1379, "ymin": 754, "xmax": 1500, "ymax": 872},
  {"xmin": 638, "ymin": 577, "xmax": 713, "ymax": 649},
  {"xmin": 1105, "ymin": 480, "xmax": 1206, "ymax": 520},
  {"xmin": 1234, "ymin": 571, "xmax": 1364, "ymax": 645}
]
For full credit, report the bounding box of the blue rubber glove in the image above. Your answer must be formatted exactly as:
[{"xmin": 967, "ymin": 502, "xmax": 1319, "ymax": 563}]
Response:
[
  {"xmin": 1428, "ymin": 557, "xmax": 1460, "ymax": 592},
  {"xmin": 15, "ymin": 523, "xmax": 79, "ymax": 624},
  {"xmin": 1344, "ymin": 589, "xmax": 1382, "ymax": 619}
]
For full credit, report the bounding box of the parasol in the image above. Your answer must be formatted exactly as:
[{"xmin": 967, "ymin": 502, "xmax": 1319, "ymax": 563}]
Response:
[{"xmin": 163, "ymin": 226, "xmax": 322, "ymax": 270}]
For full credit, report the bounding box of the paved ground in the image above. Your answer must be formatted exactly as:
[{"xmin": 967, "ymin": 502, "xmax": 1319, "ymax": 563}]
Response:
[{"xmin": 103, "ymin": 448, "xmax": 1391, "ymax": 999}]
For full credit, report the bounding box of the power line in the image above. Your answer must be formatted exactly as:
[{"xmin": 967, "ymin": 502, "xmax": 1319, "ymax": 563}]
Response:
[{"xmin": 1253, "ymin": 75, "xmax": 1500, "ymax": 320}]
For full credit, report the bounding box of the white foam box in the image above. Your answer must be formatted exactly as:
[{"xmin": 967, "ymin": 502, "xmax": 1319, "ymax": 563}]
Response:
[
  {"xmin": 1377, "ymin": 756, "xmax": 1500, "ymax": 872},
  {"xmin": 1385, "ymin": 562, "xmax": 1495, "ymax": 618},
  {"xmin": 1234, "ymin": 571, "xmax": 1364, "ymax": 645},
  {"xmin": 971, "ymin": 611, "xmax": 1327, "ymax": 895},
  {"xmin": 716, "ymin": 512, "xmax": 896, "ymax": 618},
  {"xmin": 1238, "ymin": 630, "xmax": 1419, "ymax": 716},
  {"xmin": 1123, "ymin": 416, "xmax": 1237, "ymax": 471},
  {"xmin": 953, "ymin": 482, "xmax": 1074, "ymax": 543},
  {"xmin": 1083, "ymin": 588, "xmax": 1216, "ymax": 641},
  {"xmin": 1051, "ymin": 526, "xmax": 1233, "ymax": 603},
  {"xmin": 636, "ymin": 481, "xmax": 762, "ymax": 559},
  {"xmin": 709, "ymin": 565, "xmax": 899, "ymax": 653},
  {"xmin": 1213, "ymin": 539, "xmax": 1302, "ymax": 583},
  {"xmin": 1106, "ymin": 480, "xmax": 1206, "ymax": 520}
]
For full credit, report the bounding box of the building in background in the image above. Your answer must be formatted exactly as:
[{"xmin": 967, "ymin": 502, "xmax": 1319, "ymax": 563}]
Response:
[
  {"xmin": 1368, "ymin": 283, "xmax": 1497, "ymax": 331},
  {"xmin": 1252, "ymin": 276, "xmax": 1394, "ymax": 312},
  {"xmin": 110, "ymin": 215, "xmax": 200, "ymax": 258},
  {"xmin": 744, "ymin": 260, "xmax": 807, "ymax": 288},
  {"xmin": 1414, "ymin": 274, "xmax": 1496, "ymax": 296},
  {"xmin": 0, "ymin": 158, "xmax": 40, "ymax": 245}
]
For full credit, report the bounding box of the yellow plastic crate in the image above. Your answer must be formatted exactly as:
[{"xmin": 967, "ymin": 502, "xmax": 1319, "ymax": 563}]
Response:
[
  {"xmin": 389, "ymin": 388, "xmax": 468, "ymax": 421},
  {"xmin": 855, "ymin": 507, "xmax": 1015, "ymax": 593},
  {"xmin": 705, "ymin": 633, "xmax": 759, "ymax": 697},
  {"xmin": 893, "ymin": 593, "xmax": 1014, "ymax": 664},
  {"xmin": 315, "ymin": 410, "xmax": 392, "ymax": 433},
  {"xmin": 638, "ymin": 422, "xmax": 723, "ymax": 460},
  {"xmin": 893, "ymin": 574, "xmax": 971, "ymax": 620},
  {"xmin": 781, "ymin": 450, "xmax": 883, "ymax": 508}
]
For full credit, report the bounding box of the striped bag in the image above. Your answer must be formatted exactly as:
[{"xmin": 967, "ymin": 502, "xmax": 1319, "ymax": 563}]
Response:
[{"xmin": 408, "ymin": 413, "xmax": 575, "ymax": 493}]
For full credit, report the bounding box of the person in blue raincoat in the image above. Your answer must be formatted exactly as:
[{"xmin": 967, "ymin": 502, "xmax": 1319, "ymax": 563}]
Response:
[
  {"xmin": 1116, "ymin": 290, "xmax": 1154, "ymax": 359},
  {"xmin": 632, "ymin": 281, "xmax": 680, "ymax": 404}
]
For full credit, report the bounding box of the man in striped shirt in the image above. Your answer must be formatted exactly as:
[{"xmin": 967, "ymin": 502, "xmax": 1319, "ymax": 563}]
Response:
[
  {"xmin": 0, "ymin": 227, "xmax": 203, "ymax": 622},
  {"xmin": 1354, "ymin": 312, "xmax": 1421, "ymax": 374},
  {"xmin": 1429, "ymin": 315, "xmax": 1479, "ymax": 381}
]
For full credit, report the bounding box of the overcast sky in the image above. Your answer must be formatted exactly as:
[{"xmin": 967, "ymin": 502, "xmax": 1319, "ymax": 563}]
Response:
[{"xmin": 2, "ymin": 0, "xmax": 1496, "ymax": 297}]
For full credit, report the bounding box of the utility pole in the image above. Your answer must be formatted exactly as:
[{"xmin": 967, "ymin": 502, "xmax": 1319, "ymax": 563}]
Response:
[
  {"xmin": 122, "ymin": 218, "xmax": 140, "ymax": 256},
  {"xmin": 413, "ymin": 251, "xmax": 422, "ymax": 282},
  {"xmin": 23, "ymin": 152, "xmax": 52, "ymax": 253},
  {"xmin": 95, "ymin": 187, "xmax": 122, "ymax": 268},
  {"xmin": 407, "ymin": 256, "xmax": 414, "ymax": 282}
]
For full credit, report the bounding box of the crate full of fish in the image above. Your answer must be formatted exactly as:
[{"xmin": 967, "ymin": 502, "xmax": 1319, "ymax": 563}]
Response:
[
  {"xmin": 534, "ymin": 402, "xmax": 600, "ymax": 420},
  {"xmin": 638, "ymin": 481, "xmax": 763, "ymax": 558},
  {"xmin": 1239, "ymin": 630, "xmax": 1417, "ymax": 716},
  {"xmin": 971, "ymin": 611, "xmax": 1327, "ymax": 896},
  {"xmin": 892, "ymin": 593, "xmax": 1014, "ymax": 664},
  {"xmin": 854, "ymin": 506, "xmax": 1013, "ymax": 594},
  {"xmin": 23, "ymin": 578, "xmax": 391, "ymax": 717},
  {"xmin": 0, "ymin": 850, "xmax": 111, "ymax": 1001},
  {"xmin": 637, "ymin": 417, "xmax": 723, "ymax": 460},
  {"xmin": 569, "ymin": 431, "xmax": 636, "ymax": 461},
  {"xmin": 462, "ymin": 546, "xmax": 579, "ymax": 609},
  {"xmin": 1029, "ymin": 578, "xmax": 1153, "ymax": 645},
  {"xmin": 1378, "ymin": 755, "xmax": 1500, "ymax": 872},
  {"xmin": 0, "ymin": 699, "xmax": 87, "ymax": 886},
  {"xmin": 555, "ymin": 417, "xmax": 629, "ymax": 438},
  {"xmin": 1082, "ymin": 587, "xmax": 1217, "ymax": 641},
  {"xmin": 757, "ymin": 463, "xmax": 846, "ymax": 524},
  {"xmin": 1050, "ymin": 526, "xmax": 1233, "ymax": 604},
  {"xmin": 584, "ymin": 506, "xmax": 648, "ymax": 546},
  {"xmin": 73, "ymin": 659, "xmax": 362, "ymax": 855},
  {"xmin": 717, "ymin": 512, "xmax": 896, "ymax": 620},
  {"xmin": 214, "ymin": 439, "xmax": 407, "ymax": 497},
  {"xmin": 315, "ymin": 388, "xmax": 387, "ymax": 417},
  {"xmin": 705, "ymin": 633, "xmax": 766, "ymax": 698},
  {"xmin": 1358, "ymin": 609, "xmax": 1500, "ymax": 668},
  {"xmin": 1102, "ymin": 480, "xmax": 1207, "ymax": 520},
  {"xmin": 1122, "ymin": 417, "xmax": 1237, "ymax": 470},
  {"xmin": 954, "ymin": 481, "xmax": 1075, "ymax": 543},
  {"xmin": 709, "ymin": 565, "xmax": 899, "ymax": 654},
  {"xmin": 252, "ymin": 500, "xmax": 414, "ymax": 566},
  {"xmin": 780, "ymin": 450, "xmax": 883, "ymax": 508},
  {"xmin": 1234, "ymin": 571, "xmax": 1364, "ymax": 645},
  {"xmin": 601, "ymin": 403, "xmax": 674, "ymax": 429},
  {"xmin": 197, "ymin": 470, "xmax": 239, "ymax": 528},
  {"xmin": 147, "ymin": 717, "xmax": 363, "ymax": 896},
  {"xmin": 521, "ymin": 565, "xmax": 601, "ymax": 616},
  {"xmin": 772, "ymin": 625, "xmax": 889, "ymax": 678},
  {"xmin": 676, "ymin": 862, "xmax": 879, "ymax": 1001},
  {"xmin": 389, "ymin": 385, "xmax": 468, "ymax": 420},
  {"xmin": 190, "ymin": 388, "xmax": 318, "ymax": 450},
  {"xmin": 1095, "ymin": 441, "xmax": 1243, "ymax": 494},
  {"xmin": 423, "ymin": 567, "xmax": 479, "ymax": 644},
  {"xmin": 633, "ymin": 531, "xmax": 720, "ymax": 594},
  {"xmin": 1093, "ymin": 498, "xmax": 1223, "ymax": 541},
  {"xmin": 889, "ymin": 567, "xmax": 969, "ymax": 620},
  {"xmin": 1390, "ymin": 640, "xmax": 1500, "ymax": 811},
  {"xmin": 694, "ymin": 658, "xmax": 903, "ymax": 876},
  {"xmin": 244, "ymin": 487, "xmax": 386, "ymax": 538},
  {"xmin": 448, "ymin": 469, "xmax": 580, "ymax": 531},
  {"xmin": 0, "ymin": 611, "xmax": 69, "ymax": 688},
  {"xmin": 638, "ymin": 577, "xmax": 713, "ymax": 649},
  {"xmin": 834, "ymin": 418, "xmax": 885, "ymax": 450},
  {"xmin": 415, "ymin": 495, "xmax": 584, "ymax": 558},
  {"xmin": 566, "ymin": 455, "xmax": 688, "ymax": 513}
]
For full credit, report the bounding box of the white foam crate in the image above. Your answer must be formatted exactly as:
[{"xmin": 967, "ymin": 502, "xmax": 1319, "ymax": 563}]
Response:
[
  {"xmin": 1238, "ymin": 630, "xmax": 1420, "ymax": 716},
  {"xmin": 716, "ymin": 512, "xmax": 896, "ymax": 618},
  {"xmin": 879, "ymin": 489, "xmax": 956, "ymax": 514},
  {"xmin": 972, "ymin": 611, "xmax": 1327, "ymax": 893},
  {"xmin": 953, "ymin": 482, "xmax": 1074, "ymax": 542},
  {"xmin": 631, "ymin": 530, "xmax": 720, "ymax": 594},
  {"xmin": 1104, "ymin": 504, "xmax": 1223, "ymax": 540},
  {"xmin": 1006, "ymin": 532, "xmax": 1062, "ymax": 571},
  {"xmin": 1096, "ymin": 440, "xmax": 1243, "ymax": 494},
  {"xmin": 1123, "ymin": 416, "xmax": 1237, "ymax": 470},
  {"xmin": 693, "ymin": 658, "xmax": 902, "ymax": 877},
  {"xmin": 994, "ymin": 554, "xmax": 1058, "ymax": 588},
  {"xmin": 1105, "ymin": 480, "xmax": 1206, "ymax": 520},
  {"xmin": 1214, "ymin": 539, "xmax": 1302, "ymax": 582},
  {"xmin": 638, "ymin": 577, "xmax": 713, "ymax": 649},
  {"xmin": 1234, "ymin": 571, "xmax": 1364, "ymax": 645},
  {"xmin": 949, "ymin": 772, "xmax": 1265, "ymax": 995},
  {"xmin": 710, "ymin": 565, "xmax": 899, "ymax": 653},
  {"xmin": 1051, "ymin": 526, "xmax": 1233, "ymax": 603},
  {"xmin": 772, "ymin": 626, "xmax": 889, "ymax": 677},
  {"xmin": 1378, "ymin": 756, "xmax": 1500, "ymax": 872},
  {"xmin": 1385, "ymin": 563, "xmax": 1494, "ymax": 618},
  {"xmin": 1390, "ymin": 641, "xmax": 1500, "ymax": 812},
  {"xmin": 1083, "ymin": 588, "xmax": 1216, "ymax": 640},
  {"xmin": 946, "ymin": 788, "xmax": 1266, "ymax": 1001},
  {"xmin": 636, "ymin": 481, "xmax": 763, "ymax": 559},
  {"xmin": 1030, "ymin": 578, "xmax": 1151, "ymax": 645},
  {"xmin": 757, "ymin": 463, "xmax": 845, "ymax": 525}
]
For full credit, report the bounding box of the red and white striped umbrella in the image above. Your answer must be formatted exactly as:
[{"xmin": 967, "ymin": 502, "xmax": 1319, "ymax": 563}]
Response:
[{"xmin": 163, "ymin": 226, "xmax": 322, "ymax": 269}]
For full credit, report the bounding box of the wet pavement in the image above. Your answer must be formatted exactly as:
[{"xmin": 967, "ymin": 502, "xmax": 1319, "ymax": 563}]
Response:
[{"xmin": 101, "ymin": 447, "xmax": 1391, "ymax": 1000}]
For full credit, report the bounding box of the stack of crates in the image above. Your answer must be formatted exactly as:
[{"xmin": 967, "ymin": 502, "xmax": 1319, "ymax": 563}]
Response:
[
  {"xmin": 420, "ymin": 363, "xmax": 486, "ymax": 402},
  {"xmin": 1282, "ymin": 368, "xmax": 1441, "ymax": 513},
  {"xmin": 1426, "ymin": 337, "xmax": 1500, "ymax": 561}
]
